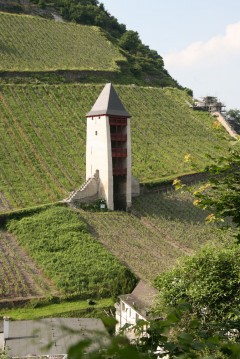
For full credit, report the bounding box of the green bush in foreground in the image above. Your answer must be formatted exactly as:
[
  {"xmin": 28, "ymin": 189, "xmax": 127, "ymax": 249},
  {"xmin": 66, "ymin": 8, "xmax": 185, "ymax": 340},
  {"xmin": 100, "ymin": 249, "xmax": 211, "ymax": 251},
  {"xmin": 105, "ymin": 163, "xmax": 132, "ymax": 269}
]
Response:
[
  {"xmin": 7, "ymin": 206, "xmax": 137, "ymax": 298},
  {"xmin": 154, "ymin": 244, "xmax": 240, "ymax": 322}
]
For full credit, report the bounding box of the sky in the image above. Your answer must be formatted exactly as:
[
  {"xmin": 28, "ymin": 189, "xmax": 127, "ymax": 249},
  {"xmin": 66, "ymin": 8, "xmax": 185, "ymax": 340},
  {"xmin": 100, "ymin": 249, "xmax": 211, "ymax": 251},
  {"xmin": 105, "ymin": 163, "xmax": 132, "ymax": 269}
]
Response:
[{"xmin": 101, "ymin": 0, "xmax": 240, "ymax": 110}]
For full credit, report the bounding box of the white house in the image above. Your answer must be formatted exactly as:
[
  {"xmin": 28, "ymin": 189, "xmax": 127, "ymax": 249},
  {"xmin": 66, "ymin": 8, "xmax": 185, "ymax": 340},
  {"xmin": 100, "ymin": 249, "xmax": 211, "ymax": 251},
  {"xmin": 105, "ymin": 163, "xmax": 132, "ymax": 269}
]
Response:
[
  {"xmin": 115, "ymin": 281, "xmax": 170, "ymax": 358},
  {"xmin": 115, "ymin": 280, "xmax": 158, "ymax": 338}
]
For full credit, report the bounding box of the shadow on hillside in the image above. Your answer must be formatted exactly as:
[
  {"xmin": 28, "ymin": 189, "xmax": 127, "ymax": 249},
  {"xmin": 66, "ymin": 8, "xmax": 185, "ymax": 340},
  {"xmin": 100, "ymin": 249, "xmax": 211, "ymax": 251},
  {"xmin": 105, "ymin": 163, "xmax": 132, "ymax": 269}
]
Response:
[{"xmin": 133, "ymin": 192, "xmax": 208, "ymax": 225}]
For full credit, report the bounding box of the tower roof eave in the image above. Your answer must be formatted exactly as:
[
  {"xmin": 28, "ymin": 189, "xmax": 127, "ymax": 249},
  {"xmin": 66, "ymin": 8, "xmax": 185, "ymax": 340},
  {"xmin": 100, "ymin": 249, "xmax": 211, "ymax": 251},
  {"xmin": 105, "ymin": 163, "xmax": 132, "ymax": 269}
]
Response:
[{"xmin": 86, "ymin": 110, "xmax": 131, "ymax": 117}]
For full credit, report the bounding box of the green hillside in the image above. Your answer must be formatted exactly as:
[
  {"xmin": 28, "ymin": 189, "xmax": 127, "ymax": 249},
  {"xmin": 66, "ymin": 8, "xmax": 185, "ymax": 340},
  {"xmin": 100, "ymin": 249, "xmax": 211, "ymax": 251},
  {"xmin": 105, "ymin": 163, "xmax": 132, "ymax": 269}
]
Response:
[
  {"xmin": 1, "ymin": 190, "xmax": 232, "ymax": 301},
  {"xmin": 67, "ymin": 190, "xmax": 233, "ymax": 282},
  {"xmin": 0, "ymin": 8, "xmax": 180, "ymax": 87},
  {"xmin": 6, "ymin": 206, "xmax": 136, "ymax": 299},
  {"xmin": 0, "ymin": 11, "xmax": 125, "ymax": 72},
  {"xmin": 0, "ymin": 4, "xmax": 236, "ymax": 321},
  {"xmin": 0, "ymin": 83, "xmax": 229, "ymax": 211},
  {"xmin": 0, "ymin": 228, "xmax": 58, "ymax": 300}
]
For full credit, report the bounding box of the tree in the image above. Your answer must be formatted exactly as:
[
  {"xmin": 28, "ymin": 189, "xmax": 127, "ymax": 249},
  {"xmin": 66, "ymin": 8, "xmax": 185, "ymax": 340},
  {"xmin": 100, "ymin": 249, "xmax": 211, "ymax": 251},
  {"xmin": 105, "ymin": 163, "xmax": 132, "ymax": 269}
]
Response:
[
  {"xmin": 227, "ymin": 109, "xmax": 240, "ymax": 123},
  {"xmin": 119, "ymin": 30, "xmax": 141, "ymax": 53},
  {"xmin": 154, "ymin": 244, "xmax": 240, "ymax": 322},
  {"xmin": 191, "ymin": 142, "xmax": 240, "ymax": 241},
  {"xmin": 226, "ymin": 109, "xmax": 240, "ymax": 134}
]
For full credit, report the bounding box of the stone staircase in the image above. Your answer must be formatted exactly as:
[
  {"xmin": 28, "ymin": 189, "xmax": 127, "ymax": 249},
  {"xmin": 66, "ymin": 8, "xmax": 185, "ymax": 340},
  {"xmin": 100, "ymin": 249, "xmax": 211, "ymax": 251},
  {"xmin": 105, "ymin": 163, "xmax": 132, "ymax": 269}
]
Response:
[
  {"xmin": 213, "ymin": 111, "xmax": 238, "ymax": 139},
  {"xmin": 64, "ymin": 176, "xmax": 99, "ymax": 203}
]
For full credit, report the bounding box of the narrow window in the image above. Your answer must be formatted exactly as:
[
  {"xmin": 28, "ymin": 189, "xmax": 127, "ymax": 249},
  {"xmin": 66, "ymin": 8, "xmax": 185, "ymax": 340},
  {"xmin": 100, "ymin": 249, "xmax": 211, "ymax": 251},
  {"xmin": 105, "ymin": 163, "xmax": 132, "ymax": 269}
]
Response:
[{"xmin": 95, "ymin": 131, "xmax": 98, "ymax": 136}]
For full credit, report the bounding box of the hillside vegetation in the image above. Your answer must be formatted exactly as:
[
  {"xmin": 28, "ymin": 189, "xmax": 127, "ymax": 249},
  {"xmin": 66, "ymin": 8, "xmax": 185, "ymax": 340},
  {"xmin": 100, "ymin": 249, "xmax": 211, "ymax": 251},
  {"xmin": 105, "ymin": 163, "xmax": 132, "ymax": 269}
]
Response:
[
  {"xmin": 0, "ymin": 11, "xmax": 125, "ymax": 72},
  {"xmin": 7, "ymin": 206, "xmax": 137, "ymax": 298},
  {"xmin": 0, "ymin": 84, "xmax": 229, "ymax": 211},
  {"xmin": 79, "ymin": 189, "xmax": 232, "ymax": 282},
  {"xmin": 0, "ymin": 229, "xmax": 58, "ymax": 301},
  {"xmin": 0, "ymin": 3, "xmax": 236, "ymax": 321},
  {"xmin": 0, "ymin": 6, "xmax": 179, "ymax": 87},
  {"xmin": 1, "ymin": 190, "xmax": 233, "ymax": 301},
  {"xmin": 42, "ymin": 0, "xmax": 181, "ymax": 87}
]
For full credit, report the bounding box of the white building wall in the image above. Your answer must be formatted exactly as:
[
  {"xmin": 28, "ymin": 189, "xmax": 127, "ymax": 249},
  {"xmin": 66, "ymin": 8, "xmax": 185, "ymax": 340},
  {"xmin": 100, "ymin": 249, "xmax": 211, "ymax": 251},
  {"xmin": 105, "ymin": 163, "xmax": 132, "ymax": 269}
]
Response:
[
  {"xmin": 0, "ymin": 333, "xmax": 4, "ymax": 351},
  {"xmin": 116, "ymin": 299, "xmax": 145, "ymax": 339},
  {"xmin": 86, "ymin": 115, "xmax": 114, "ymax": 210},
  {"xmin": 116, "ymin": 300, "xmax": 169, "ymax": 358}
]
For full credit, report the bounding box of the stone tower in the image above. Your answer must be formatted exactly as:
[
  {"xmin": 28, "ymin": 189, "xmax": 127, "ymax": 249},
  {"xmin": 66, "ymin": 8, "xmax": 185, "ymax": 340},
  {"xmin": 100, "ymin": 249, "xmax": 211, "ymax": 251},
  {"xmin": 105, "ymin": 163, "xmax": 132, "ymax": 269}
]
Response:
[
  {"xmin": 65, "ymin": 83, "xmax": 139, "ymax": 210},
  {"xmin": 86, "ymin": 83, "xmax": 132, "ymax": 210}
]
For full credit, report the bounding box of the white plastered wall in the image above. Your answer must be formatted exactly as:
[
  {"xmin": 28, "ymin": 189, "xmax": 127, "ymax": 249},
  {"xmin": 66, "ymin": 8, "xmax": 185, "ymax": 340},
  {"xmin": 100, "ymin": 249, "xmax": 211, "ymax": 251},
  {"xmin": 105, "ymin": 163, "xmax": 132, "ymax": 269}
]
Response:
[
  {"xmin": 115, "ymin": 299, "xmax": 145, "ymax": 340},
  {"xmin": 86, "ymin": 115, "xmax": 114, "ymax": 210}
]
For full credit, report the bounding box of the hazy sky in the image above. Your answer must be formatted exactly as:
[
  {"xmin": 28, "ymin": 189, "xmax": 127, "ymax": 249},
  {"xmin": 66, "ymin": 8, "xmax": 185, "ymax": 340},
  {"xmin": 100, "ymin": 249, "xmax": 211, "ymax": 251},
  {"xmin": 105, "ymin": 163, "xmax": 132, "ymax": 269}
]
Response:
[{"xmin": 101, "ymin": 0, "xmax": 240, "ymax": 110}]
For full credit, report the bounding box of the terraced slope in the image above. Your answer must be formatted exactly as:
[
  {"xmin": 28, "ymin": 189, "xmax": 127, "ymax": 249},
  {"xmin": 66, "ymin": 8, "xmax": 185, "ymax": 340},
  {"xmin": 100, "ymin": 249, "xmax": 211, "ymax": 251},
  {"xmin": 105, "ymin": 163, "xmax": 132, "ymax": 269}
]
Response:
[
  {"xmin": 0, "ymin": 84, "xmax": 229, "ymax": 210},
  {"xmin": 0, "ymin": 11, "xmax": 125, "ymax": 72},
  {"xmin": 6, "ymin": 206, "xmax": 137, "ymax": 300},
  {"xmin": 80, "ymin": 189, "xmax": 232, "ymax": 282},
  {"xmin": 132, "ymin": 190, "xmax": 231, "ymax": 252},
  {"xmin": 0, "ymin": 190, "xmax": 234, "ymax": 300},
  {"xmin": 0, "ymin": 230, "xmax": 58, "ymax": 302},
  {"xmin": 80, "ymin": 210, "xmax": 180, "ymax": 281}
]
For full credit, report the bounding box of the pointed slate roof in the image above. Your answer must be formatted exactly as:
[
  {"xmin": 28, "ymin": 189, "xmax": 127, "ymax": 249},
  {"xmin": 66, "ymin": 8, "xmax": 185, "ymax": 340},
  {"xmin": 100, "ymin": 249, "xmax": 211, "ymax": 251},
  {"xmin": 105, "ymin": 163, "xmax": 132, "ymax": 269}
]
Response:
[{"xmin": 86, "ymin": 83, "xmax": 130, "ymax": 117}]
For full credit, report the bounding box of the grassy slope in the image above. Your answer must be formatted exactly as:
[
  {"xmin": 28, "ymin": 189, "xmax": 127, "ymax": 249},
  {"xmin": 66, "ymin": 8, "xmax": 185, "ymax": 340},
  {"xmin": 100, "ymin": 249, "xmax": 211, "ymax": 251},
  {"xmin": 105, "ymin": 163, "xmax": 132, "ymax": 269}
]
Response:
[
  {"xmin": 0, "ymin": 11, "xmax": 125, "ymax": 72},
  {"xmin": 79, "ymin": 189, "xmax": 233, "ymax": 282},
  {"xmin": 7, "ymin": 206, "xmax": 137, "ymax": 298},
  {"xmin": 0, "ymin": 298, "xmax": 114, "ymax": 320},
  {"xmin": 0, "ymin": 229, "xmax": 58, "ymax": 300},
  {"xmin": 0, "ymin": 84, "xmax": 230, "ymax": 211},
  {"xmin": 2, "ymin": 190, "xmax": 233, "ymax": 301}
]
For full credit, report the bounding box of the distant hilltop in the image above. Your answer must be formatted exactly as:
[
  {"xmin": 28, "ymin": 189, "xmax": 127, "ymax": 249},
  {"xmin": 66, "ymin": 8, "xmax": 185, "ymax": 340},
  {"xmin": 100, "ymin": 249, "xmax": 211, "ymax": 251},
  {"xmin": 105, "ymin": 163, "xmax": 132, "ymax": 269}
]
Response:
[{"xmin": 0, "ymin": 0, "xmax": 182, "ymax": 88}]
